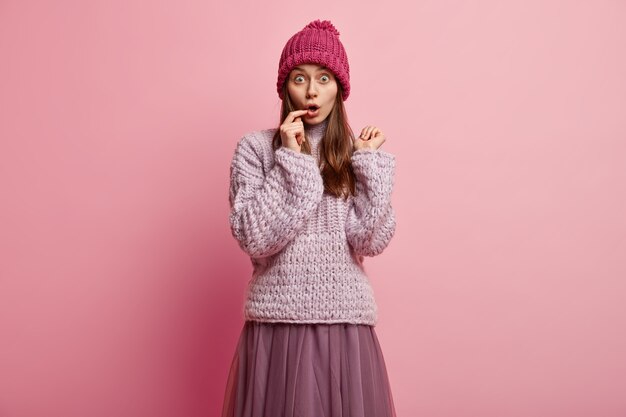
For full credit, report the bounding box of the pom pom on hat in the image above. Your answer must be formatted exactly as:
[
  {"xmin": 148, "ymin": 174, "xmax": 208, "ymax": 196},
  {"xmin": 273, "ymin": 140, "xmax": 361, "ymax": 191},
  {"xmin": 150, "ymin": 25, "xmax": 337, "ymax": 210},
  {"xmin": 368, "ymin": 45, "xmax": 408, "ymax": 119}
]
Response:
[
  {"xmin": 304, "ymin": 19, "xmax": 340, "ymax": 36},
  {"xmin": 276, "ymin": 19, "xmax": 351, "ymax": 101}
]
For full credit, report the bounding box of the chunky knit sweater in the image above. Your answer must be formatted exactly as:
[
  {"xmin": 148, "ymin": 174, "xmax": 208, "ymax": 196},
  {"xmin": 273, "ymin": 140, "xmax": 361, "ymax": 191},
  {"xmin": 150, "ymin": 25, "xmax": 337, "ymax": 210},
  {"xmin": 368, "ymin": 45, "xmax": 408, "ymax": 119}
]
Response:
[{"xmin": 228, "ymin": 117, "xmax": 396, "ymax": 325}]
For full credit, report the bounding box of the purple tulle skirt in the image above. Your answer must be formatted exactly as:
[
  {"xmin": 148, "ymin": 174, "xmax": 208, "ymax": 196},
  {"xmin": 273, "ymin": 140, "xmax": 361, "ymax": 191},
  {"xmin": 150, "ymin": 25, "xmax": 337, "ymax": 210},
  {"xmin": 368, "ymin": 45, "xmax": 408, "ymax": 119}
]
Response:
[{"xmin": 221, "ymin": 320, "xmax": 397, "ymax": 417}]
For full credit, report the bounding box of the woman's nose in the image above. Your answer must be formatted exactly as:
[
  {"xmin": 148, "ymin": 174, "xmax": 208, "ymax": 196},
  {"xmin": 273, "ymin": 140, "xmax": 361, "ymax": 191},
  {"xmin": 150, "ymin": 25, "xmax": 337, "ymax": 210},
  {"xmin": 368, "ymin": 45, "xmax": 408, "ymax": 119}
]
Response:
[{"xmin": 306, "ymin": 82, "xmax": 318, "ymax": 96}]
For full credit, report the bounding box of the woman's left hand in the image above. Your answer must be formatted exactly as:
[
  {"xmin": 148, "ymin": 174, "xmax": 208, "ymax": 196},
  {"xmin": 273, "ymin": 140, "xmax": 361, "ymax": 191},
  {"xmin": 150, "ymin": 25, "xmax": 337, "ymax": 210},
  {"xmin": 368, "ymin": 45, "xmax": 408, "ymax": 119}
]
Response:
[{"xmin": 354, "ymin": 125, "xmax": 386, "ymax": 151}]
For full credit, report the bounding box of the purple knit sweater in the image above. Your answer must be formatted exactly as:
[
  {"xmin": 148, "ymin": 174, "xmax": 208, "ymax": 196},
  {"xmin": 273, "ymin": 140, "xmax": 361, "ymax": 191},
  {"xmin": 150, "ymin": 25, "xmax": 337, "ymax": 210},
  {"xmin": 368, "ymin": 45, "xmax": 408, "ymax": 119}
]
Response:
[{"xmin": 228, "ymin": 117, "xmax": 396, "ymax": 325}]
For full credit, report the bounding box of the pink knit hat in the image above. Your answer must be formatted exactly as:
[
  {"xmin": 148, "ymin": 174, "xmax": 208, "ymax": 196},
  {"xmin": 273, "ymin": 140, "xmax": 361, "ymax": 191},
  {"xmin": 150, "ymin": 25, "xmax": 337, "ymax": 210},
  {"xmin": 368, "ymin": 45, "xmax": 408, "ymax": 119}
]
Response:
[{"xmin": 276, "ymin": 19, "xmax": 351, "ymax": 101}]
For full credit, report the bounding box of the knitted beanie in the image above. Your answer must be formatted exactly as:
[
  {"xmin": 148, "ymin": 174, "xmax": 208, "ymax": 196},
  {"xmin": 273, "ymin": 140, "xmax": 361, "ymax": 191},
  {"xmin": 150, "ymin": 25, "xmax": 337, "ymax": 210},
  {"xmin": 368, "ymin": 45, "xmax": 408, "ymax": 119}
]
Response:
[{"xmin": 276, "ymin": 19, "xmax": 350, "ymax": 101}]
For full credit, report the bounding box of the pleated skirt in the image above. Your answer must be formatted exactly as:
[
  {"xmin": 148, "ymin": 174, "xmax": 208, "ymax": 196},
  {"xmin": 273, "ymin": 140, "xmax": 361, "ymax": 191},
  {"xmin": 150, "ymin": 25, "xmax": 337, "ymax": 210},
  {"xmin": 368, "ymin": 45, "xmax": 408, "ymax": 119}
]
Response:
[{"xmin": 220, "ymin": 320, "xmax": 397, "ymax": 417}]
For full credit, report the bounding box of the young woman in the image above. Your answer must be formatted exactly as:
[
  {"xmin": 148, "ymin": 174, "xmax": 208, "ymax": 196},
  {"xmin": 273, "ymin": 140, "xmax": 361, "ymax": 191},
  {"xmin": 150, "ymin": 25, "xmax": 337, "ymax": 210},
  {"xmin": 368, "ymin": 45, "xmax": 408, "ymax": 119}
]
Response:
[{"xmin": 221, "ymin": 19, "xmax": 397, "ymax": 417}]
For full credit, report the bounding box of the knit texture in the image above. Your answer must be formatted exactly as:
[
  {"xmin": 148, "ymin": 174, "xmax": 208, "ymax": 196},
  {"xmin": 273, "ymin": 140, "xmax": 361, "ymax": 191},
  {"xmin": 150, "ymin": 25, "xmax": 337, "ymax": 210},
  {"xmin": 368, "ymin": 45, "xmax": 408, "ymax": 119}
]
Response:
[
  {"xmin": 276, "ymin": 19, "xmax": 351, "ymax": 100},
  {"xmin": 228, "ymin": 118, "xmax": 396, "ymax": 325}
]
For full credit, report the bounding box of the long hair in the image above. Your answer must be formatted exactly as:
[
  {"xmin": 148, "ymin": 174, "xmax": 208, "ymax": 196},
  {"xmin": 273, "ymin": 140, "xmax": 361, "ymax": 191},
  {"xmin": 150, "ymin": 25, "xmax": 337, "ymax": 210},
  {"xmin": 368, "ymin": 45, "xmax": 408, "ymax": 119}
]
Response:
[{"xmin": 271, "ymin": 82, "xmax": 357, "ymax": 199}]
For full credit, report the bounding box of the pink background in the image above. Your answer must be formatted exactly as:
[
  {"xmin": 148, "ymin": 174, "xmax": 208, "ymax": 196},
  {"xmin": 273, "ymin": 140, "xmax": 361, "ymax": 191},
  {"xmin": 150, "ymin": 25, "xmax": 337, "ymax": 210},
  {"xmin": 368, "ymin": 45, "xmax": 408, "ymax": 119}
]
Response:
[{"xmin": 1, "ymin": 0, "xmax": 625, "ymax": 416}]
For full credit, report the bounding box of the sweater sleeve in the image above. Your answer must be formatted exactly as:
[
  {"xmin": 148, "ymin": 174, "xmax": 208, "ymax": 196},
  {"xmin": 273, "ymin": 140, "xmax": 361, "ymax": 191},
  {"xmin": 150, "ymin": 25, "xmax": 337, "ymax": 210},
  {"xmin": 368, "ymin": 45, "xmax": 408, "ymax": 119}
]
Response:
[
  {"xmin": 345, "ymin": 148, "xmax": 397, "ymax": 257},
  {"xmin": 228, "ymin": 134, "xmax": 324, "ymax": 258}
]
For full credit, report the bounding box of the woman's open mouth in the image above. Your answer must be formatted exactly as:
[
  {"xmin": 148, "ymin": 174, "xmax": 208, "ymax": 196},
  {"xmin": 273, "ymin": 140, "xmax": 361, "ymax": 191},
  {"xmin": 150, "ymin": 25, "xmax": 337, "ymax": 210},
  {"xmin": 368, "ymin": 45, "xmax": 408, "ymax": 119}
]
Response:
[{"xmin": 306, "ymin": 105, "xmax": 320, "ymax": 117}]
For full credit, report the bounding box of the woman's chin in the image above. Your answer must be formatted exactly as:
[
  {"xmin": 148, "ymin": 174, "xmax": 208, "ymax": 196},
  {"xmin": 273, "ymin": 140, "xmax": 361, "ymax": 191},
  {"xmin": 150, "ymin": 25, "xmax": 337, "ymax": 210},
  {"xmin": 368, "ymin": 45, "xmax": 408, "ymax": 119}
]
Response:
[{"xmin": 304, "ymin": 113, "xmax": 327, "ymax": 124}]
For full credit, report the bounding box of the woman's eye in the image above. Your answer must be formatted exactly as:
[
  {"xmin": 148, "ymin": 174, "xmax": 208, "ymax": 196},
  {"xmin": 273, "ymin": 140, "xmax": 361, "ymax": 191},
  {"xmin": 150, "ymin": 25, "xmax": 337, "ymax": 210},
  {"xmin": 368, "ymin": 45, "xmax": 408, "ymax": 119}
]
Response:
[
  {"xmin": 321, "ymin": 75, "xmax": 329, "ymax": 82},
  {"xmin": 294, "ymin": 75, "xmax": 304, "ymax": 82}
]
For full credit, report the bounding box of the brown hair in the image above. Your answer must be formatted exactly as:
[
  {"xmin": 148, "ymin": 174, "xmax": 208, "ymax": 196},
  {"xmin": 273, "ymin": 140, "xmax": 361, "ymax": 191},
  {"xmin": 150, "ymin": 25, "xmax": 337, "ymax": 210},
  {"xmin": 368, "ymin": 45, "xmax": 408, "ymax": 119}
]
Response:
[{"xmin": 272, "ymin": 82, "xmax": 356, "ymax": 200}]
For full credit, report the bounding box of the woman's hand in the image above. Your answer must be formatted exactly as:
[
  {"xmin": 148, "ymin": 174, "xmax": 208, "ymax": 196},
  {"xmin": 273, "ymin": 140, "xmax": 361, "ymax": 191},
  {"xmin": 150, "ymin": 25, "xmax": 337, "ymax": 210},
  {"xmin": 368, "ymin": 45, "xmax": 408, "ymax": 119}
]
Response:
[
  {"xmin": 280, "ymin": 110, "xmax": 309, "ymax": 153},
  {"xmin": 353, "ymin": 125, "xmax": 386, "ymax": 151}
]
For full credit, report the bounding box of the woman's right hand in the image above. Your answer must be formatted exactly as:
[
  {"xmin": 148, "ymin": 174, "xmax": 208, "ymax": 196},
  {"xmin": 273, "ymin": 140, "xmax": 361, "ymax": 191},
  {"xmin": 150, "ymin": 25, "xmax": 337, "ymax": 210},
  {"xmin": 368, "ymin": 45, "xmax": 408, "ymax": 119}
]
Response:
[{"xmin": 280, "ymin": 110, "xmax": 309, "ymax": 153}]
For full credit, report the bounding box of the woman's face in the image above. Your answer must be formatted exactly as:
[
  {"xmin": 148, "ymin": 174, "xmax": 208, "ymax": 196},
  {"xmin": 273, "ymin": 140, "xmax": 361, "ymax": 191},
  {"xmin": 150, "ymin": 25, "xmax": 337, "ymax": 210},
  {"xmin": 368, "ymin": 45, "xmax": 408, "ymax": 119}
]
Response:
[{"xmin": 286, "ymin": 63, "xmax": 338, "ymax": 124}]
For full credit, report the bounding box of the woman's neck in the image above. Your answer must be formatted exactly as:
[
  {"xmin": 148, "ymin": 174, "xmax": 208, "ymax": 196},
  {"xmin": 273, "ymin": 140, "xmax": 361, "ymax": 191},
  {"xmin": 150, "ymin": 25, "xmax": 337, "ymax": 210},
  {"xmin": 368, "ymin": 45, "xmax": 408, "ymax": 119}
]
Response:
[{"xmin": 304, "ymin": 118, "xmax": 329, "ymax": 145}]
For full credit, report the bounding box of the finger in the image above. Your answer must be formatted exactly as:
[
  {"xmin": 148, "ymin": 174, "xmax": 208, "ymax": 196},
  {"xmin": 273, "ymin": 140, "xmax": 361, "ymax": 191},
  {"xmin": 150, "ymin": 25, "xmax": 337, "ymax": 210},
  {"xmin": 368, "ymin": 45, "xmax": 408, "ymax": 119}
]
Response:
[
  {"xmin": 294, "ymin": 119, "xmax": 304, "ymax": 132},
  {"xmin": 291, "ymin": 133, "xmax": 304, "ymax": 146},
  {"xmin": 374, "ymin": 133, "xmax": 386, "ymax": 149},
  {"xmin": 288, "ymin": 131, "xmax": 303, "ymax": 141},
  {"xmin": 365, "ymin": 126, "xmax": 374, "ymax": 140},
  {"xmin": 360, "ymin": 126, "xmax": 370, "ymax": 139},
  {"xmin": 293, "ymin": 119, "xmax": 304, "ymax": 142},
  {"xmin": 284, "ymin": 110, "xmax": 309, "ymax": 124}
]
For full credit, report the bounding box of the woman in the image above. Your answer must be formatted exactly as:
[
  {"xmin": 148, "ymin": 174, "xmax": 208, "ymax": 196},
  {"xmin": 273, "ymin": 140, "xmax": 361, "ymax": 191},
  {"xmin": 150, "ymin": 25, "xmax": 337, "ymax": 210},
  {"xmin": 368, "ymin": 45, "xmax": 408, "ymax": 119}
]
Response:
[{"xmin": 222, "ymin": 19, "xmax": 398, "ymax": 417}]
